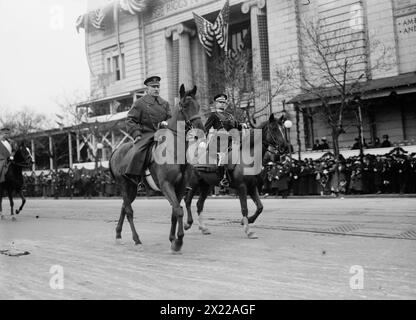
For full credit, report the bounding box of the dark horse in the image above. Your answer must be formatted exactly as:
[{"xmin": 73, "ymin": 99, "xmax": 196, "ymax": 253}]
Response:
[
  {"xmin": 0, "ymin": 142, "xmax": 34, "ymax": 220},
  {"xmin": 109, "ymin": 84, "xmax": 205, "ymax": 252},
  {"xmin": 184, "ymin": 114, "xmax": 289, "ymax": 238}
]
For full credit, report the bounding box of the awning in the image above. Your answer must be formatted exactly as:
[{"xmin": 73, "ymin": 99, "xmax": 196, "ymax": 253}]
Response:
[
  {"xmin": 76, "ymin": 89, "xmax": 146, "ymax": 108},
  {"xmin": 288, "ymin": 72, "xmax": 416, "ymax": 107}
]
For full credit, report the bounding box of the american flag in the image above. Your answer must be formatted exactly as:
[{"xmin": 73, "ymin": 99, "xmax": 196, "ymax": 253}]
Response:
[
  {"xmin": 212, "ymin": 0, "xmax": 230, "ymax": 52},
  {"xmin": 193, "ymin": 0, "xmax": 230, "ymax": 57},
  {"xmin": 193, "ymin": 13, "xmax": 216, "ymax": 57},
  {"xmin": 119, "ymin": 0, "xmax": 147, "ymax": 14}
]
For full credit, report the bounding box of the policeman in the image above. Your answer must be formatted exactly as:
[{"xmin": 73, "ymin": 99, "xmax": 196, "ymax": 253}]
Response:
[
  {"xmin": 123, "ymin": 76, "xmax": 171, "ymax": 184},
  {"xmin": 0, "ymin": 128, "xmax": 12, "ymax": 184}
]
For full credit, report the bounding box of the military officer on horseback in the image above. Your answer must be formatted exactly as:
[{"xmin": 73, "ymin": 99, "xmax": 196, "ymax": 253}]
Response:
[
  {"xmin": 0, "ymin": 128, "xmax": 13, "ymax": 184},
  {"xmin": 204, "ymin": 94, "xmax": 247, "ymax": 187},
  {"xmin": 123, "ymin": 76, "xmax": 171, "ymax": 185}
]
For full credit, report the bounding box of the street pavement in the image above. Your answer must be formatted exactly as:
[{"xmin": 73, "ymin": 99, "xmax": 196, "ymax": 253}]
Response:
[{"xmin": 0, "ymin": 198, "xmax": 415, "ymax": 300}]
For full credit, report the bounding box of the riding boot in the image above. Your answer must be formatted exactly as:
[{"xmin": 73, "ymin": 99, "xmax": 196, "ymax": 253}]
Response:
[{"xmin": 123, "ymin": 173, "xmax": 140, "ymax": 185}]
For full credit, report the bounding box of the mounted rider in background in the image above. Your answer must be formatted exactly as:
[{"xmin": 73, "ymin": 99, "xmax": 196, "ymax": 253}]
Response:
[{"xmin": 0, "ymin": 128, "xmax": 13, "ymax": 184}]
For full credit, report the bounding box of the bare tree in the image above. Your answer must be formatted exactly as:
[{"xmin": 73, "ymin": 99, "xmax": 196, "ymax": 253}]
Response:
[
  {"xmin": 287, "ymin": 20, "xmax": 395, "ymax": 158},
  {"xmin": 0, "ymin": 106, "xmax": 53, "ymax": 136}
]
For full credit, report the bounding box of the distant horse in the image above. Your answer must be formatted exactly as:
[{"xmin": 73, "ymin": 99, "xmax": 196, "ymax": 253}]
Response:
[
  {"xmin": 0, "ymin": 142, "xmax": 34, "ymax": 219},
  {"xmin": 109, "ymin": 84, "xmax": 205, "ymax": 252},
  {"xmin": 184, "ymin": 114, "xmax": 289, "ymax": 238}
]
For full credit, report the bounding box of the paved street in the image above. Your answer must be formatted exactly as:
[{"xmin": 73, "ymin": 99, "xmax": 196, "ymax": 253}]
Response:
[{"xmin": 0, "ymin": 198, "xmax": 415, "ymax": 300}]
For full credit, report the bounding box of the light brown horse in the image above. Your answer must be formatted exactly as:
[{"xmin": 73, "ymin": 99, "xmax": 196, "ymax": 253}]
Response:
[{"xmin": 109, "ymin": 85, "xmax": 204, "ymax": 252}]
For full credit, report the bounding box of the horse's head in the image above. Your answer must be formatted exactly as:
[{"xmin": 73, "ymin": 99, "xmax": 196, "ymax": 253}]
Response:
[
  {"xmin": 177, "ymin": 84, "xmax": 205, "ymax": 132},
  {"xmin": 12, "ymin": 142, "xmax": 34, "ymax": 168},
  {"xmin": 262, "ymin": 114, "xmax": 290, "ymax": 155}
]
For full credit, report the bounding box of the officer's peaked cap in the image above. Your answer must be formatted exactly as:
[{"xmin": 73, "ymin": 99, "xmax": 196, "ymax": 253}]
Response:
[{"xmin": 144, "ymin": 76, "xmax": 161, "ymax": 86}]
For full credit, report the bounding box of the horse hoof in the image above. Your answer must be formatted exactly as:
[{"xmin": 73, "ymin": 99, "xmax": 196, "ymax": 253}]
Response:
[
  {"xmin": 184, "ymin": 223, "xmax": 192, "ymax": 231},
  {"xmin": 134, "ymin": 240, "xmax": 142, "ymax": 246},
  {"xmin": 200, "ymin": 227, "xmax": 211, "ymax": 235},
  {"xmin": 247, "ymin": 231, "xmax": 258, "ymax": 239},
  {"xmin": 11, "ymin": 217, "xmax": 17, "ymax": 222},
  {"xmin": 171, "ymin": 240, "xmax": 183, "ymax": 253},
  {"xmin": 0, "ymin": 215, "xmax": 4, "ymax": 221},
  {"xmin": 115, "ymin": 238, "xmax": 125, "ymax": 245}
]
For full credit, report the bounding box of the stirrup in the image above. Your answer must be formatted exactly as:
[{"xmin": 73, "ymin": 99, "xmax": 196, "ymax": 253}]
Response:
[
  {"xmin": 220, "ymin": 178, "xmax": 229, "ymax": 188},
  {"xmin": 137, "ymin": 181, "xmax": 146, "ymax": 192}
]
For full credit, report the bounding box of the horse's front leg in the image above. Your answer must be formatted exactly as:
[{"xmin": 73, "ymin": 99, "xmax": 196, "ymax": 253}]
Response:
[
  {"xmin": 237, "ymin": 183, "xmax": 257, "ymax": 239},
  {"xmin": 7, "ymin": 189, "xmax": 14, "ymax": 217},
  {"xmin": 184, "ymin": 186, "xmax": 196, "ymax": 231},
  {"xmin": 160, "ymin": 181, "xmax": 184, "ymax": 253},
  {"xmin": 247, "ymin": 186, "xmax": 263, "ymax": 224},
  {"xmin": 15, "ymin": 190, "xmax": 26, "ymax": 215},
  {"xmin": 0, "ymin": 187, "xmax": 4, "ymax": 220}
]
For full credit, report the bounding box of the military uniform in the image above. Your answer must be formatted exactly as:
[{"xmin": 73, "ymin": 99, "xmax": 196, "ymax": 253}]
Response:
[
  {"xmin": 124, "ymin": 94, "xmax": 171, "ymax": 177},
  {"xmin": 0, "ymin": 129, "xmax": 12, "ymax": 184}
]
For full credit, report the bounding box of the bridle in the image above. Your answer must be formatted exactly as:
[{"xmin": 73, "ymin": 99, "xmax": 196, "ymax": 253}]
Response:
[
  {"xmin": 178, "ymin": 95, "xmax": 202, "ymax": 131},
  {"xmin": 263, "ymin": 122, "xmax": 288, "ymax": 155},
  {"xmin": 10, "ymin": 147, "xmax": 33, "ymax": 168}
]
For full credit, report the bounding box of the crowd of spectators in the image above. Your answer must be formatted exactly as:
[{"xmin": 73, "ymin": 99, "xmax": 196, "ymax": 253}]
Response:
[
  {"xmin": 21, "ymin": 147, "xmax": 416, "ymax": 198},
  {"xmin": 260, "ymin": 147, "xmax": 416, "ymax": 197}
]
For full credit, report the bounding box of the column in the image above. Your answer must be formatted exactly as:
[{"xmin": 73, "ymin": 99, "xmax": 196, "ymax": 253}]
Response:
[
  {"xmin": 76, "ymin": 132, "xmax": 81, "ymax": 162},
  {"xmin": 166, "ymin": 24, "xmax": 196, "ymax": 95},
  {"xmin": 242, "ymin": 0, "xmax": 270, "ymax": 121},
  {"xmin": 68, "ymin": 132, "xmax": 73, "ymax": 169},
  {"xmin": 49, "ymin": 136, "xmax": 54, "ymax": 171},
  {"xmin": 31, "ymin": 139, "xmax": 36, "ymax": 172}
]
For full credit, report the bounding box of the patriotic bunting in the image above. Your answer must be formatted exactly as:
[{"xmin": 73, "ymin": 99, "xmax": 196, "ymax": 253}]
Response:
[
  {"xmin": 193, "ymin": 0, "xmax": 230, "ymax": 57},
  {"xmin": 75, "ymin": 0, "xmax": 148, "ymax": 32}
]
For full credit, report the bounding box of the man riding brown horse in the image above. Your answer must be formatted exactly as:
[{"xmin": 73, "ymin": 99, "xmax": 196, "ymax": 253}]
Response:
[{"xmin": 123, "ymin": 76, "xmax": 171, "ymax": 185}]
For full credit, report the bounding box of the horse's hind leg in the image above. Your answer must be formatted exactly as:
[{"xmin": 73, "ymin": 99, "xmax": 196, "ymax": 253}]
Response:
[
  {"xmin": 196, "ymin": 183, "xmax": 211, "ymax": 235},
  {"xmin": 15, "ymin": 191, "xmax": 26, "ymax": 215},
  {"xmin": 247, "ymin": 186, "xmax": 263, "ymax": 224}
]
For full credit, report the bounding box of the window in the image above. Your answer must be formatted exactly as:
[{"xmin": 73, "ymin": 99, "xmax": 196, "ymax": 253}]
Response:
[{"xmin": 103, "ymin": 45, "xmax": 125, "ymax": 84}]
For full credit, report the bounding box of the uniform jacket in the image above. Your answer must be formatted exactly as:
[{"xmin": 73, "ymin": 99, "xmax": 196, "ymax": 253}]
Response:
[
  {"xmin": 126, "ymin": 94, "xmax": 171, "ymax": 139},
  {"xmin": 124, "ymin": 94, "xmax": 171, "ymax": 176},
  {"xmin": 205, "ymin": 111, "xmax": 241, "ymax": 132}
]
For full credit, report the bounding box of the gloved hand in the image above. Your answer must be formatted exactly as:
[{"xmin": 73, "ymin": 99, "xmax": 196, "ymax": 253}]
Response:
[
  {"xmin": 159, "ymin": 121, "xmax": 168, "ymax": 128},
  {"xmin": 241, "ymin": 123, "xmax": 248, "ymax": 129},
  {"xmin": 134, "ymin": 136, "xmax": 142, "ymax": 144}
]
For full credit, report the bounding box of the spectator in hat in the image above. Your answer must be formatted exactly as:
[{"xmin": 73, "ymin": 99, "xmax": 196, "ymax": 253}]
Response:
[
  {"xmin": 381, "ymin": 135, "xmax": 392, "ymax": 148},
  {"xmin": 319, "ymin": 137, "xmax": 330, "ymax": 150},
  {"xmin": 123, "ymin": 76, "xmax": 171, "ymax": 185},
  {"xmin": 312, "ymin": 139, "xmax": 321, "ymax": 151}
]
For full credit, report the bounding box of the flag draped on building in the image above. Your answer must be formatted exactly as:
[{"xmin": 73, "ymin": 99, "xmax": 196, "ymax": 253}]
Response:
[
  {"xmin": 119, "ymin": 0, "xmax": 147, "ymax": 14},
  {"xmin": 193, "ymin": 0, "xmax": 230, "ymax": 57}
]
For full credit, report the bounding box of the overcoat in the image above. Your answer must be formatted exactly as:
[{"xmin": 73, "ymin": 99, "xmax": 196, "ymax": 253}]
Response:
[{"xmin": 124, "ymin": 94, "xmax": 171, "ymax": 176}]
